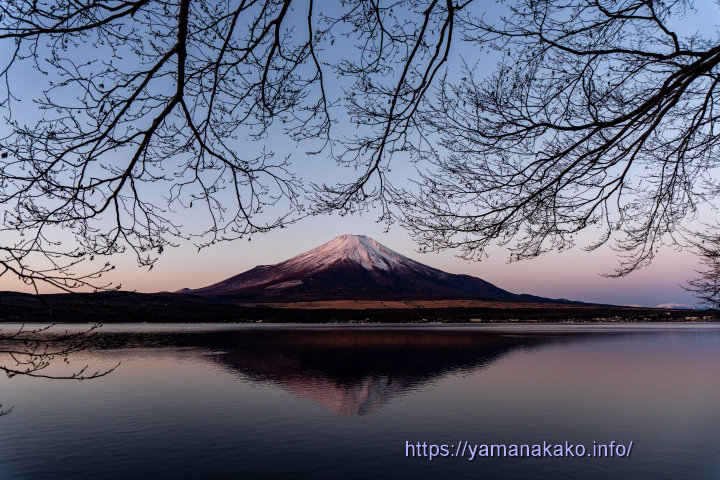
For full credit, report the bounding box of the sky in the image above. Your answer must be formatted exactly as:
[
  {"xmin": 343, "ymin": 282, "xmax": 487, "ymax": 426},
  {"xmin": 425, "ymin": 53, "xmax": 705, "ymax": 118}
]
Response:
[
  {"xmin": 0, "ymin": 208, "xmax": 702, "ymax": 308},
  {"xmin": 130, "ymin": 220, "xmax": 704, "ymax": 308},
  {"xmin": 0, "ymin": 0, "xmax": 719, "ymax": 308}
]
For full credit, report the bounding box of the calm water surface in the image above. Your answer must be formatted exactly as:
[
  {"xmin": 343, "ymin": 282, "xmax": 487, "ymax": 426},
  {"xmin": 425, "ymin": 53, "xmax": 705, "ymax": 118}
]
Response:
[{"xmin": 1, "ymin": 323, "xmax": 719, "ymax": 479}]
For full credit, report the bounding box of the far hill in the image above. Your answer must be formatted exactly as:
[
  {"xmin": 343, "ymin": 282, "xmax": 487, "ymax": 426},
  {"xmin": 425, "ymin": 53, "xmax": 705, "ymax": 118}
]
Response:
[
  {"xmin": 7, "ymin": 235, "xmax": 706, "ymax": 324},
  {"xmin": 184, "ymin": 234, "xmax": 571, "ymax": 304}
]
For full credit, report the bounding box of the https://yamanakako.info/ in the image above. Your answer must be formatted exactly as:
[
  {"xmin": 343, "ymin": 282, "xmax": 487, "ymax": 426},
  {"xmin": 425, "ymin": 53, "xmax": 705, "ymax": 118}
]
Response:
[{"xmin": 405, "ymin": 440, "xmax": 633, "ymax": 461}]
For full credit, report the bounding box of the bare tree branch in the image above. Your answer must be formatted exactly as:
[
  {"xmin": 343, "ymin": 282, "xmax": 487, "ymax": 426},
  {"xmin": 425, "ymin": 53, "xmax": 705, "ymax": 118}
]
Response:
[
  {"xmin": 398, "ymin": 0, "xmax": 720, "ymax": 276},
  {"xmin": 1, "ymin": 0, "xmax": 719, "ymax": 292},
  {"xmin": 686, "ymin": 226, "xmax": 720, "ymax": 308},
  {"xmin": 0, "ymin": 322, "xmax": 119, "ymax": 415}
]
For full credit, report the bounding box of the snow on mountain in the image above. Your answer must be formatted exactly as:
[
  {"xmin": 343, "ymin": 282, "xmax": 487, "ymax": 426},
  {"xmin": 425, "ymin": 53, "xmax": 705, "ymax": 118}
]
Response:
[
  {"xmin": 187, "ymin": 234, "xmax": 525, "ymax": 301},
  {"xmin": 273, "ymin": 234, "xmax": 444, "ymax": 276}
]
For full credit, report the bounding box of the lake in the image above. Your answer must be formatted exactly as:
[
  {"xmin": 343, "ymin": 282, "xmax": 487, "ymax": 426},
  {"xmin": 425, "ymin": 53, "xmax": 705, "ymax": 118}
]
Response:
[{"xmin": 1, "ymin": 323, "xmax": 719, "ymax": 479}]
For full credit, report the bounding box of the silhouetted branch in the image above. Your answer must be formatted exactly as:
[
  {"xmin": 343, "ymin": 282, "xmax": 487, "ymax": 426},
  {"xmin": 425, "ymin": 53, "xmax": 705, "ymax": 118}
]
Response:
[
  {"xmin": 0, "ymin": 0, "xmax": 481, "ymax": 289},
  {"xmin": 398, "ymin": 0, "xmax": 720, "ymax": 276},
  {"xmin": 0, "ymin": 322, "xmax": 118, "ymax": 379},
  {"xmin": 0, "ymin": 322, "xmax": 119, "ymax": 415},
  {"xmin": 1, "ymin": 0, "xmax": 719, "ymax": 289},
  {"xmin": 312, "ymin": 0, "xmax": 463, "ymax": 221},
  {"xmin": 686, "ymin": 227, "xmax": 720, "ymax": 308}
]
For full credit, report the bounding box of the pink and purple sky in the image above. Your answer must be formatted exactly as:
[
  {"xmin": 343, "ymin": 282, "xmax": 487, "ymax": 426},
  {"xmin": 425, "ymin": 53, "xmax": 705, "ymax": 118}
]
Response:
[
  {"xmin": 0, "ymin": 209, "xmax": 701, "ymax": 308},
  {"xmin": 1, "ymin": 0, "xmax": 717, "ymax": 308}
]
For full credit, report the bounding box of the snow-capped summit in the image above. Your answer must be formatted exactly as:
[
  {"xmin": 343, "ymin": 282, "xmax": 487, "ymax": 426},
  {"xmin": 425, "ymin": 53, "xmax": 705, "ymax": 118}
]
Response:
[
  {"xmin": 273, "ymin": 234, "xmax": 441, "ymax": 275},
  {"xmin": 186, "ymin": 234, "xmax": 530, "ymax": 302}
]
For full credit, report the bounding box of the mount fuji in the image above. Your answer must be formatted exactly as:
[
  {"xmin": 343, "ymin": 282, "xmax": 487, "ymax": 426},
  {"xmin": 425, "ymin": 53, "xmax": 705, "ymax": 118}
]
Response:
[{"xmin": 185, "ymin": 234, "xmax": 554, "ymax": 303}]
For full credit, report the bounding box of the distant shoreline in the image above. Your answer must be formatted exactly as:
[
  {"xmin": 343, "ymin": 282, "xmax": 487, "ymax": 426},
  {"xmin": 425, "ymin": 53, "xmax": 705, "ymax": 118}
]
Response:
[{"xmin": 0, "ymin": 291, "xmax": 716, "ymax": 323}]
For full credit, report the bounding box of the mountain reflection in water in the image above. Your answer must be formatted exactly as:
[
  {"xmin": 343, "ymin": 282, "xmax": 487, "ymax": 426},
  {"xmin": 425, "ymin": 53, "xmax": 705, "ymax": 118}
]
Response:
[
  {"xmin": 89, "ymin": 326, "xmax": 589, "ymax": 415},
  {"xmin": 4, "ymin": 324, "xmax": 720, "ymax": 480}
]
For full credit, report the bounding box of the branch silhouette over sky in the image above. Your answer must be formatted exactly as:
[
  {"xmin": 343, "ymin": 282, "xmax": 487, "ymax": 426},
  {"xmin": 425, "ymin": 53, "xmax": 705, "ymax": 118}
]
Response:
[{"xmin": 0, "ymin": 0, "xmax": 719, "ymax": 307}]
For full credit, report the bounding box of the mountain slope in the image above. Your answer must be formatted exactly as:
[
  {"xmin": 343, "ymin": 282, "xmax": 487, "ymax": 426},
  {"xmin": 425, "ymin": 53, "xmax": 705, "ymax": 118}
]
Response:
[{"xmin": 186, "ymin": 234, "xmax": 547, "ymax": 302}]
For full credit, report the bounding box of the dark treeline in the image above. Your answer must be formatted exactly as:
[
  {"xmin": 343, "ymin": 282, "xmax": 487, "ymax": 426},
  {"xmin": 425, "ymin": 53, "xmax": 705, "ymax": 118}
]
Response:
[{"xmin": 0, "ymin": 291, "xmax": 715, "ymax": 323}]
